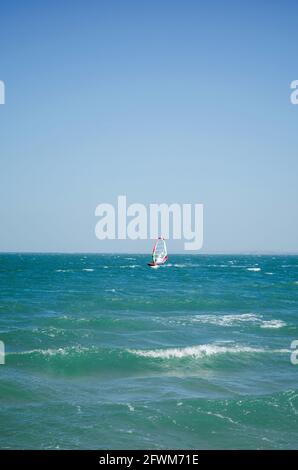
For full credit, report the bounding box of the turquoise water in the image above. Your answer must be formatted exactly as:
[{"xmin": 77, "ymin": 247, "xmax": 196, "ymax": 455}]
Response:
[{"xmin": 0, "ymin": 254, "xmax": 297, "ymax": 449}]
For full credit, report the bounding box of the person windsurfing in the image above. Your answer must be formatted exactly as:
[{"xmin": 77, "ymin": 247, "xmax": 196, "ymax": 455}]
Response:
[{"xmin": 148, "ymin": 237, "xmax": 168, "ymax": 268}]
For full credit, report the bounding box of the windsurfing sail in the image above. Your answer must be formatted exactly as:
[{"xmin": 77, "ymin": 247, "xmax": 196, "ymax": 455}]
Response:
[{"xmin": 149, "ymin": 237, "xmax": 168, "ymax": 266}]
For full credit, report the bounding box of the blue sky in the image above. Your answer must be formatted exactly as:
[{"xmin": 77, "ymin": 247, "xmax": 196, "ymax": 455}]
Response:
[{"xmin": 0, "ymin": 0, "xmax": 297, "ymax": 253}]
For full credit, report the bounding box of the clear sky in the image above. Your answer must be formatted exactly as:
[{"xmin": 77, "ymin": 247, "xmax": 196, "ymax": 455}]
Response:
[{"xmin": 0, "ymin": 0, "xmax": 297, "ymax": 253}]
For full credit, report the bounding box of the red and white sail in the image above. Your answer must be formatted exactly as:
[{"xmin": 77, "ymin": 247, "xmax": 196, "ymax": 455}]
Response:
[{"xmin": 151, "ymin": 237, "xmax": 168, "ymax": 265}]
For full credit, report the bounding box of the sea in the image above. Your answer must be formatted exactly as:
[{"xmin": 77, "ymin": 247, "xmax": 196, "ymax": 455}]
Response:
[{"xmin": 0, "ymin": 254, "xmax": 297, "ymax": 449}]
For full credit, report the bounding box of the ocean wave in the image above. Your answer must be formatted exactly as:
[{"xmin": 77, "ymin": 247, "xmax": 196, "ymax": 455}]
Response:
[
  {"xmin": 230, "ymin": 265, "xmax": 251, "ymax": 268},
  {"xmin": 163, "ymin": 313, "xmax": 287, "ymax": 329},
  {"xmin": 82, "ymin": 268, "xmax": 94, "ymax": 272},
  {"xmin": 206, "ymin": 264, "xmax": 230, "ymax": 268},
  {"xmin": 129, "ymin": 343, "xmax": 289, "ymax": 359},
  {"xmin": 33, "ymin": 326, "xmax": 67, "ymax": 338},
  {"xmin": 247, "ymin": 267, "xmax": 261, "ymax": 272},
  {"xmin": 6, "ymin": 342, "xmax": 291, "ymax": 377},
  {"xmin": 6, "ymin": 346, "xmax": 147, "ymax": 376},
  {"xmin": 55, "ymin": 269, "xmax": 73, "ymax": 273},
  {"xmin": 45, "ymin": 314, "xmax": 150, "ymax": 331},
  {"xmin": 154, "ymin": 390, "xmax": 298, "ymax": 447},
  {"xmin": 9, "ymin": 343, "xmax": 288, "ymax": 361},
  {"xmin": 8, "ymin": 346, "xmax": 86, "ymax": 357},
  {"xmin": 120, "ymin": 265, "xmax": 140, "ymax": 269},
  {"xmin": 191, "ymin": 313, "xmax": 261, "ymax": 327},
  {"xmin": 260, "ymin": 320, "xmax": 287, "ymax": 329},
  {"xmin": 164, "ymin": 263, "xmax": 196, "ymax": 268}
]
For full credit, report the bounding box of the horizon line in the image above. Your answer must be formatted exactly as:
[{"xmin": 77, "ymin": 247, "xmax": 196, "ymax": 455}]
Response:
[{"xmin": 1, "ymin": 251, "xmax": 298, "ymax": 256}]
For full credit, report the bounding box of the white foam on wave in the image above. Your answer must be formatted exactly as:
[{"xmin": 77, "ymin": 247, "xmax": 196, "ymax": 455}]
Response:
[
  {"xmin": 129, "ymin": 343, "xmax": 266, "ymax": 359},
  {"xmin": 163, "ymin": 313, "xmax": 287, "ymax": 329},
  {"xmin": 9, "ymin": 344, "xmax": 291, "ymax": 360},
  {"xmin": 130, "ymin": 343, "xmax": 292, "ymax": 359},
  {"xmin": 120, "ymin": 265, "xmax": 140, "ymax": 269},
  {"xmin": 33, "ymin": 326, "xmax": 66, "ymax": 338},
  {"xmin": 204, "ymin": 410, "xmax": 239, "ymax": 425},
  {"xmin": 206, "ymin": 264, "xmax": 229, "ymax": 268},
  {"xmin": 230, "ymin": 265, "xmax": 251, "ymax": 268},
  {"xmin": 191, "ymin": 313, "xmax": 261, "ymax": 327},
  {"xmin": 247, "ymin": 267, "xmax": 261, "ymax": 272},
  {"xmin": 82, "ymin": 268, "xmax": 94, "ymax": 272},
  {"xmin": 260, "ymin": 320, "xmax": 286, "ymax": 329},
  {"xmin": 9, "ymin": 346, "xmax": 89, "ymax": 357},
  {"xmin": 164, "ymin": 263, "xmax": 195, "ymax": 268},
  {"xmin": 9, "ymin": 348, "xmax": 66, "ymax": 356}
]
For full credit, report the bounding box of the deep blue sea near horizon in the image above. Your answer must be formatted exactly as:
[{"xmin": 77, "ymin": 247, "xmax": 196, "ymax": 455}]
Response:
[{"xmin": 0, "ymin": 254, "xmax": 297, "ymax": 449}]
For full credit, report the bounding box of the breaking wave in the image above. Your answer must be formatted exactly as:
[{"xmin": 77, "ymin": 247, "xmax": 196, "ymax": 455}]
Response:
[
  {"xmin": 129, "ymin": 343, "xmax": 288, "ymax": 359},
  {"xmin": 161, "ymin": 313, "xmax": 287, "ymax": 329}
]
